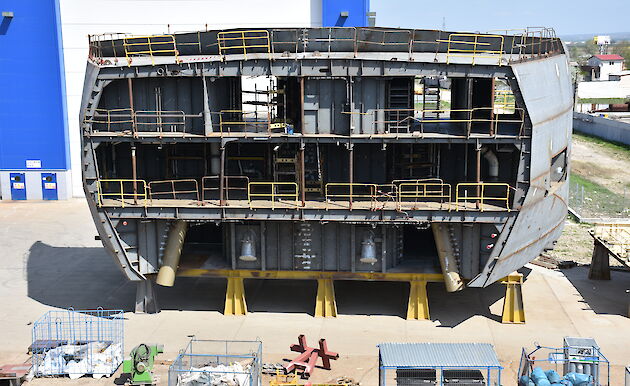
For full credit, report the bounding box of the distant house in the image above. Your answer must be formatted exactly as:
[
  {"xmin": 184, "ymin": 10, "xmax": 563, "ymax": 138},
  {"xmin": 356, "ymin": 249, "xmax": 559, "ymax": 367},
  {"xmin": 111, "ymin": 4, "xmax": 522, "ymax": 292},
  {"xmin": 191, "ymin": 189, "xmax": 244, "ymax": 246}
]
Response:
[{"xmin": 585, "ymin": 54, "xmax": 625, "ymax": 80}]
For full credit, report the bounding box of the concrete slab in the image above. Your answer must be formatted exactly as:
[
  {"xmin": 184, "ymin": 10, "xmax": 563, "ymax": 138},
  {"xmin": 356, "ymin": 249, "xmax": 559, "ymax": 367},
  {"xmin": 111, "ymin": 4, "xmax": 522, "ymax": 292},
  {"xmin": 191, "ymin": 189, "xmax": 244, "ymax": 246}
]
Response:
[{"xmin": 0, "ymin": 199, "xmax": 629, "ymax": 385}]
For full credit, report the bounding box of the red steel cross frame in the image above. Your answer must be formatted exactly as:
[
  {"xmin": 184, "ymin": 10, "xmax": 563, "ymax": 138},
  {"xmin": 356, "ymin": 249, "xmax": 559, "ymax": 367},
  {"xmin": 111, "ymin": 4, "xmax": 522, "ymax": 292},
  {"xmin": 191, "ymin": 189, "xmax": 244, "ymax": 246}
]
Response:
[{"xmin": 284, "ymin": 334, "xmax": 339, "ymax": 378}]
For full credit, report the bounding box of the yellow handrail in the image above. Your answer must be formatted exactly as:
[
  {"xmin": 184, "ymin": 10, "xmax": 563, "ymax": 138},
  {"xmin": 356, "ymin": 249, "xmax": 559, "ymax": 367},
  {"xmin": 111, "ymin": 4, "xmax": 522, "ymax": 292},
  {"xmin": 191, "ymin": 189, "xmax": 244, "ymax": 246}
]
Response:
[
  {"xmin": 124, "ymin": 34, "xmax": 179, "ymax": 66},
  {"xmin": 96, "ymin": 179, "xmax": 147, "ymax": 208},
  {"xmin": 398, "ymin": 182, "xmax": 452, "ymax": 211},
  {"xmin": 494, "ymin": 89, "xmax": 516, "ymax": 112},
  {"xmin": 443, "ymin": 33, "xmax": 504, "ymax": 66},
  {"xmin": 217, "ymin": 30, "xmax": 271, "ymax": 60},
  {"xmin": 247, "ymin": 182, "xmax": 299, "ymax": 209},
  {"xmin": 218, "ymin": 110, "xmax": 272, "ymax": 133},
  {"xmin": 455, "ymin": 183, "xmax": 511, "ymax": 212}
]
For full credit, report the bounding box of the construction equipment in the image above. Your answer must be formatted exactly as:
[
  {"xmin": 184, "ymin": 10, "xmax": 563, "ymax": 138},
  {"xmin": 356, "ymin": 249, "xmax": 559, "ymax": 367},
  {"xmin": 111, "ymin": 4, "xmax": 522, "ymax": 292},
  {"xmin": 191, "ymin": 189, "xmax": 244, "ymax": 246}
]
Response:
[{"xmin": 123, "ymin": 343, "xmax": 164, "ymax": 385}]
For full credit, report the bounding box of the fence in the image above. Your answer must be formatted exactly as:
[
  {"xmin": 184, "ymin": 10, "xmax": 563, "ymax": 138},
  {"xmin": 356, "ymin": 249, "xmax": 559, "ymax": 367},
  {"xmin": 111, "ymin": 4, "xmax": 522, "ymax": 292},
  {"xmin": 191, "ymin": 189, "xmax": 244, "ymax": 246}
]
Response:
[
  {"xmin": 569, "ymin": 179, "xmax": 629, "ymax": 219},
  {"xmin": 31, "ymin": 309, "xmax": 124, "ymax": 378},
  {"xmin": 168, "ymin": 339, "xmax": 262, "ymax": 386}
]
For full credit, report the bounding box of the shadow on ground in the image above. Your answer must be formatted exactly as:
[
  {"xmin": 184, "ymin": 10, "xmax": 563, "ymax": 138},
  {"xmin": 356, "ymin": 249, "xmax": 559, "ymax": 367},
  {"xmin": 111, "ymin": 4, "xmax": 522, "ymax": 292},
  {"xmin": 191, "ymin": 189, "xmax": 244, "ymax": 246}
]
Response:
[
  {"xmin": 27, "ymin": 241, "xmax": 526, "ymax": 326},
  {"xmin": 561, "ymin": 266, "xmax": 630, "ymax": 316}
]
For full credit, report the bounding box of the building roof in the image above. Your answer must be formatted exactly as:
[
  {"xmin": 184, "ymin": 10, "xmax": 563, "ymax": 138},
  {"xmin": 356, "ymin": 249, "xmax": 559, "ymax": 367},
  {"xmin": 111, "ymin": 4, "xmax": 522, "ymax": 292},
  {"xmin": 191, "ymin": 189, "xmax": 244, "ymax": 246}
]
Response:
[
  {"xmin": 378, "ymin": 343, "xmax": 502, "ymax": 368},
  {"xmin": 593, "ymin": 54, "xmax": 625, "ymax": 61}
]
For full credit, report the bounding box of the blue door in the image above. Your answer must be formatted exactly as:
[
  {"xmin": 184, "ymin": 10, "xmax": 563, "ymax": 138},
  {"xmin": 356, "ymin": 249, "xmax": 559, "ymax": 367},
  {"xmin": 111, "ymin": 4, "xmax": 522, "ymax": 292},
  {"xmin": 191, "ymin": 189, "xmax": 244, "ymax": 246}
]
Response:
[
  {"xmin": 41, "ymin": 173, "xmax": 58, "ymax": 200},
  {"xmin": 10, "ymin": 173, "xmax": 26, "ymax": 200}
]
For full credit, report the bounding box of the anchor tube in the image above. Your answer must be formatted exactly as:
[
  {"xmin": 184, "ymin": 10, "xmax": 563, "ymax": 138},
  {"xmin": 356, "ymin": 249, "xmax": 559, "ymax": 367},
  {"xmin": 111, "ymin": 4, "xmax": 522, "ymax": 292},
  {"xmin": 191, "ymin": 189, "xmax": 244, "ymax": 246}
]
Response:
[
  {"xmin": 156, "ymin": 220, "xmax": 188, "ymax": 287},
  {"xmin": 431, "ymin": 223, "xmax": 464, "ymax": 292}
]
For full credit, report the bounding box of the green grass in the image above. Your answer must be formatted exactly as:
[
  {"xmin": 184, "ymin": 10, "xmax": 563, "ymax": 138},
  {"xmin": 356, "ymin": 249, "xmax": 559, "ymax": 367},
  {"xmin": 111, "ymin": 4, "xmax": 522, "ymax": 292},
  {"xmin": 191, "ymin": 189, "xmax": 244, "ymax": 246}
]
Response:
[
  {"xmin": 573, "ymin": 132, "xmax": 630, "ymax": 156},
  {"xmin": 569, "ymin": 173, "xmax": 629, "ymax": 218},
  {"xmin": 577, "ymin": 98, "xmax": 628, "ymax": 104}
]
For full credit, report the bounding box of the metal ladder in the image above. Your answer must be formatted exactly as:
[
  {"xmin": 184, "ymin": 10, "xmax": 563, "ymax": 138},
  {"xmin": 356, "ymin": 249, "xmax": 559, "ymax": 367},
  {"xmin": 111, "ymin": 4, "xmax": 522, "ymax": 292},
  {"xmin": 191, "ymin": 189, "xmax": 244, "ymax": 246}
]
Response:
[
  {"xmin": 422, "ymin": 79, "xmax": 441, "ymax": 120},
  {"xmin": 387, "ymin": 78, "xmax": 413, "ymax": 132},
  {"xmin": 273, "ymin": 146, "xmax": 299, "ymax": 195},
  {"xmin": 303, "ymin": 144, "xmax": 323, "ymax": 195}
]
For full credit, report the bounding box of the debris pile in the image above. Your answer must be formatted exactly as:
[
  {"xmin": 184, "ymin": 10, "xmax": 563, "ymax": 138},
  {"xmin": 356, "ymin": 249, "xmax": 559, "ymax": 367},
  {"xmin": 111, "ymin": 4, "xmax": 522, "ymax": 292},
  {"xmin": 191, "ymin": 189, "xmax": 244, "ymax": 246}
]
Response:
[
  {"xmin": 37, "ymin": 342, "xmax": 123, "ymax": 379},
  {"xmin": 177, "ymin": 362, "xmax": 252, "ymax": 386}
]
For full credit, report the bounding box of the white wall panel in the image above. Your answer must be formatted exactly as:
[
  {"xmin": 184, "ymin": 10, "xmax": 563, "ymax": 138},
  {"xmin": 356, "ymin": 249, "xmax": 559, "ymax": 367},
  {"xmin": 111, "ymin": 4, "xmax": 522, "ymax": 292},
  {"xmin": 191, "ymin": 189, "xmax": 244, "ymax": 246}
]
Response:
[{"xmin": 59, "ymin": 0, "xmax": 322, "ymax": 196}]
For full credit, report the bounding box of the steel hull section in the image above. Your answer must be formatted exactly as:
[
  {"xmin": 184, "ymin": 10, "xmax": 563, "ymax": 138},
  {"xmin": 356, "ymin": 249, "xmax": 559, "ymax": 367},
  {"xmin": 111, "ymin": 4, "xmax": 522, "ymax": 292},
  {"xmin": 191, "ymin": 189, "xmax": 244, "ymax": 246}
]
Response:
[{"xmin": 468, "ymin": 54, "xmax": 572, "ymax": 287}]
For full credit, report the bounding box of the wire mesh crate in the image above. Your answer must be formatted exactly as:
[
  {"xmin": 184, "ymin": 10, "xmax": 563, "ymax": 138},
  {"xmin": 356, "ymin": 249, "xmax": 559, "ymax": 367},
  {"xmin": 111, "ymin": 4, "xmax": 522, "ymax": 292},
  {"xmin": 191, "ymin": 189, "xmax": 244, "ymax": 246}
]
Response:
[
  {"xmin": 169, "ymin": 339, "xmax": 262, "ymax": 386},
  {"xmin": 31, "ymin": 308, "xmax": 124, "ymax": 378}
]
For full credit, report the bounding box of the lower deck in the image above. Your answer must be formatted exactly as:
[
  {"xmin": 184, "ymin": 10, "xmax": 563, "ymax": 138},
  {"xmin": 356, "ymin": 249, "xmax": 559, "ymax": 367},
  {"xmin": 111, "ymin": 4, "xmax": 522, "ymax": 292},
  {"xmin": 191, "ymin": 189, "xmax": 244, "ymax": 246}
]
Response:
[{"xmin": 99, "ymin": 197, "xmax": 509, "ymax": 212}]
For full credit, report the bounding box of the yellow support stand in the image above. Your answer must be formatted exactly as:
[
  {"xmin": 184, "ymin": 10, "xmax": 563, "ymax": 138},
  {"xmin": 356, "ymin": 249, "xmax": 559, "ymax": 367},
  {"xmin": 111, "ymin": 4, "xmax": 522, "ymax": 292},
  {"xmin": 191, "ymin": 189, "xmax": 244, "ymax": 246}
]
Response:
[
  {"xmin": 501, "ymin": 272, "xmax": 525, "ymax": 324},
  {"xmin": 407, "ymin": 280, "xmax": 430, "ymax": 320},
  {"xmin": 224, "ymin": 277, "xmax": 247, "ymax": 316},
  {"xmin": 315, "ymin": 279, "xmax": 337, "ymax": 318}
]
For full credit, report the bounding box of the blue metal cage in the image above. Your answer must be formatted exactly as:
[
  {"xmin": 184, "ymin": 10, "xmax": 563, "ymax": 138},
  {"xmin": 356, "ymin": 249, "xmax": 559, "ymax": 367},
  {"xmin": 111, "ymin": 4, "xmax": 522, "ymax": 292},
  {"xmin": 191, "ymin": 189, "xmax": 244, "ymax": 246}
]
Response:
[
  {"xmin": 168, "ymin": 339, "xmax": 262, "ymax": 386},
  {"xmin": 31, "ymin": 308, "xmax": 124, "ymax": 378}
]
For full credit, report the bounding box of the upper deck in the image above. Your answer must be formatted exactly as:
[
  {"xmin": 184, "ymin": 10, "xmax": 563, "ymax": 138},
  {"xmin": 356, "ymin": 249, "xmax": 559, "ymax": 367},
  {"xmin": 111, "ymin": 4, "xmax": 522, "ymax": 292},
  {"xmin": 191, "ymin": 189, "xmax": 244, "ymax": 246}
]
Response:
[
  {"xmin": 89, "ymin": 27, "xmax": 562, "ymax": 68},
  {"xmin": 82, "ymin": 27, "xmax": 561, "ymax": 143}
]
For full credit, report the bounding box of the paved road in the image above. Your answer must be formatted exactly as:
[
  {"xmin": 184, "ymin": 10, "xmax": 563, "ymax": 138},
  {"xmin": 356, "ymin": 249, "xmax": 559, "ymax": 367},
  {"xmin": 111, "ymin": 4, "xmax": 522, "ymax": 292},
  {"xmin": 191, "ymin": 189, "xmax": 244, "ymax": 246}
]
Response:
[{"xmin": 0, "ymin": 199, "xmax": 629, "ymax": 385}]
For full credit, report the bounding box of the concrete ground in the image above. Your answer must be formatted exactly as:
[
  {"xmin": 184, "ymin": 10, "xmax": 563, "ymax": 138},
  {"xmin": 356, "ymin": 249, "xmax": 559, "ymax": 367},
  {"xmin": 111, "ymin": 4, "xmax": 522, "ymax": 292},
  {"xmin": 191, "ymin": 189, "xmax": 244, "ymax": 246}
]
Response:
[{"xmin": 0, "ymin": 199, "xmax": 629, "ymax": 386}]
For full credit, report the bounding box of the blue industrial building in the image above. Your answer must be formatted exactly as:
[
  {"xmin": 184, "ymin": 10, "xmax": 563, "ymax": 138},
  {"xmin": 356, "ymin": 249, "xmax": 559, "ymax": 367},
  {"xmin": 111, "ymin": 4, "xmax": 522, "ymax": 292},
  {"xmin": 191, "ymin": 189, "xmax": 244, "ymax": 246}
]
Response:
[
  {"xmin": 0, "ymin": 0, "xmax": 370, "ymax": 200},
  {"xmin": 0, "ymin": 0, "xmax": 71, "ymax": 200},
  {"xmin": 323, "ymin": 0, "xmax": 371, "ymax": 27}
]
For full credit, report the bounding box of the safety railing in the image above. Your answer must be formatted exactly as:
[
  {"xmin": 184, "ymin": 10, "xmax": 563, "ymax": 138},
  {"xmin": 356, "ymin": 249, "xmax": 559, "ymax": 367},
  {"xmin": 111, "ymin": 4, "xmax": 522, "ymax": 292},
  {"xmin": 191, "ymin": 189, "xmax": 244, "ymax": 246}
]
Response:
[
  {"xmin": 201, "ymin": 175, "xmax": 250, "ymax": 202},
  {"xmin": 218, "ymin": 30, "xmax": 271, "ymax": 60},
  {"xmin": 494, "ymin": 89, "xmax": 516, "ymax": 113},
  {"xmin": 123, "ymin": 34, "xmax": 179, "ymax": 66},
  {"xmin": 374, "ymin": 107, "xmax": 525, "ymax": 137},
  {"xmin": 148, "ymin": 179, "xmax": 199, "ymax": 201},
  {"xmin": 135, "ymin": 110, "xmax": 188, "ymax": 133},
  {"xmin": 442, "ymin": 33, "xmax": 505, "ymax": 66},
  {"xmin": 513, "ymin": 27, "xmax": 561, "ymax": 60},
  {"xmin": 455, "ymin": 183, "xmax": 512, "ymax": 212},
  {"xmin": 86, "ymin": 109, "xmax": 200, "ymax": 135},
  {"xmin": 593, "ymin": 223, "xmax": 630, "ymax": 259},
  {"xmin": 89, "ymin": 27, "xmax": 563, "ymax": 66},
  {"xmin": 88, "ymin": 108, "xmax": 135, "ymax": 132},
  {"xmin": 93, "ymin": 177, "xmax": 515, "ymax": 212},
  {"xmin": 355, "ymin": 28, "xmax": 413, "ymax": 55},
  {"xmin": 96, "ymin": 179, "xmax": 147, "ymax": 208},
  {"xmin": 325, "ymin": 183, "xmax": 378, "ymax": 210},
  {"xmin": 88, "ymin": 33, "xmax": 129, "ymax": 64},
  {"xmin": 247, "ymin": 182, "xmax": 299, "ymax": 209},
  {"xmin": 218, "ymin": 110, "xmax": 273, "ymax": 133},
  {"xmin": 397, "ymin": 180, "xmax": 452, "ymax": 210}
]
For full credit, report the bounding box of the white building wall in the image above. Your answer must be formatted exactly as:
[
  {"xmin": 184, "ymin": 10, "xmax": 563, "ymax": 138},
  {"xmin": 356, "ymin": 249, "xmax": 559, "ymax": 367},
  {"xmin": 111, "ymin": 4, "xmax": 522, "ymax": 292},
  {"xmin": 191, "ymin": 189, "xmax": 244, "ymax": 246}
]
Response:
[
  {"xmin": 59, "ymin": 0, "xmax": 323, "ymax": 197},
  {"xmin": 586, "ymin": 57, "xmax": 625, "ymax": 81},
  {"xmin": 600, "ymin": 61, "xmax": 624, "ymax": 80}
]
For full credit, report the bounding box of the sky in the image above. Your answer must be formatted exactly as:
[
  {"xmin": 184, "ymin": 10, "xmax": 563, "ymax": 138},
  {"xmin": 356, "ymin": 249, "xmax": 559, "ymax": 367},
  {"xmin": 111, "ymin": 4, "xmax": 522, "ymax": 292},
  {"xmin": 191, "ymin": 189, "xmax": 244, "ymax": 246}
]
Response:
[{"xmin": 371, "ymin": 0, "xmax": 628, "ymax": 36}]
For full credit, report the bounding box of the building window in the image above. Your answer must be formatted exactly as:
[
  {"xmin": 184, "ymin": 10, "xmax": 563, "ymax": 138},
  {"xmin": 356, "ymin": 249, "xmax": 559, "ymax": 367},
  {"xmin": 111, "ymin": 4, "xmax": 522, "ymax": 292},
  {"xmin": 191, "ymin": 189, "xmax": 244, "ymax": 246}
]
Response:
[{"xmin": 609, "ymin": 61, "xmax": 615, "ymax": 65}]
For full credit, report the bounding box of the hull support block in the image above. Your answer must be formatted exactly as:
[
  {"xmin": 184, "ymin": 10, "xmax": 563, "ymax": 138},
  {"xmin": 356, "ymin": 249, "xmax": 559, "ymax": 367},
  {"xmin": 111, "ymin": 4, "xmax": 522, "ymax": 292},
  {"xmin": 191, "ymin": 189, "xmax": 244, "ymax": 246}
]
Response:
[
  {"xmin": 315, "ymin": 279, "xmax": 337, "ymax": 318},
  {"xmin": 224, "ymin": 277, "xmax": 247, "ymax": 316},
  {"xmin": 501, "ymin": 272, "xmax": 525, "ymax": 324},
  {"xmin": 407, "ymin": 280, "xmax": 430, "ymax": 320}
]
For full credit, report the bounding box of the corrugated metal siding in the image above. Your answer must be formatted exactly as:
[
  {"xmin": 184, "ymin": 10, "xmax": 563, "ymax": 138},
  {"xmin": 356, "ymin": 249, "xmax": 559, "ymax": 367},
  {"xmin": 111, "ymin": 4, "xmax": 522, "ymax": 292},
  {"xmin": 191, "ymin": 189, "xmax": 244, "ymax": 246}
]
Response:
[{"xmin": 378, "ymin": 343, "xmax": 501, "ymax": 368}]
